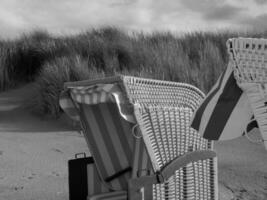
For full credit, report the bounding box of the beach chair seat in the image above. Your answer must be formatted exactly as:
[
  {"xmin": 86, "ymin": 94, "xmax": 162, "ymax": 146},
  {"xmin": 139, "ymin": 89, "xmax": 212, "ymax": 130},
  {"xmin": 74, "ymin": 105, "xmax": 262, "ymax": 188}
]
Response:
[
  {"xmin": 227, "ymin": 37, "xmax": 267, "ymax": 149},
  {"xmin": 60, "ymin": 75, "xmax": 216, "ymax": 199},
  {"xmin": 129, "ymin": 105, "xmax": 218, "ymax": 200}
]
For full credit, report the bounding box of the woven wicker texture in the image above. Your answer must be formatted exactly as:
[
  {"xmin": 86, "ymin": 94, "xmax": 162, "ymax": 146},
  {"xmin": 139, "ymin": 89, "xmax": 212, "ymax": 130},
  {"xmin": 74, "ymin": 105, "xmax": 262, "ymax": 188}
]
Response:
[
  {"xmin": 227, "ymin": 38, "xmax": 267, "ymax": 146},
  {"xmin": 122, "ymin": 76, "xmax": 205, "ymax": 111},
  {"xmin": 135, "ymin": 106, "xmax": 217, "ymax": 200},
  {"xmin": 227, "ymin": 37, "xmax": 267, "ymax": 83},
  {"xmin": 151, "ymin": 159, "xmax": 216, "ymax": 200}
]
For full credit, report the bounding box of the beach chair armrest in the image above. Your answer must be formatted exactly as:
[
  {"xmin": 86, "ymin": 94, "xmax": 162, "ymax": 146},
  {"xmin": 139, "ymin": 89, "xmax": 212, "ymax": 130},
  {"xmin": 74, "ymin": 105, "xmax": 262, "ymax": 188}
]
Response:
[
  {"xmin": 161, "ymin": 150, "xmax": 216, "ymax": 181},
  {"xmin": 127, "ymin": 150, "xmax": 216, "ymax": 200}
]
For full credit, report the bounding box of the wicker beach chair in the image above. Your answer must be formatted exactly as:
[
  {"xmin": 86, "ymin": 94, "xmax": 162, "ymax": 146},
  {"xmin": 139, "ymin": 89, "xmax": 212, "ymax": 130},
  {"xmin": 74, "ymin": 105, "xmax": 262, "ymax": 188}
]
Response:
[
  {"xmin": 60, "ymin": 75, "xmax": 218, "ymax": 199},
  {"xmin": 227, "ymin": 37, "xmax": 267, "ymax": 149}
]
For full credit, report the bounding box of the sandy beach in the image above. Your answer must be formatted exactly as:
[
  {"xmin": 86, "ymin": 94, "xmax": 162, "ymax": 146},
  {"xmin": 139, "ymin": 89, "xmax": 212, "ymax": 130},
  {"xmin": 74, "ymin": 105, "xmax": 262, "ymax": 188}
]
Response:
[{"xmin": 0, "ymin": 84, "xmax": 266, "ymax": 200}]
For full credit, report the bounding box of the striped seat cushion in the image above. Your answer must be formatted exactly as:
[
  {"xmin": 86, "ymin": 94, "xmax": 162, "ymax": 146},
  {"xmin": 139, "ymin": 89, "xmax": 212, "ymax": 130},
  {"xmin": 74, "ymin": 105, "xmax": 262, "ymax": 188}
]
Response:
[
  {"xmin": 80, "ymin": 102, "xmax": 152, "ymax": 191},
  {"xmin": 60, "ymin": 83, "xmax": 153, "ymax": 192},
  {"xmin": 88, "ymin": 191, "xmax": 127, "ymax": 200},
  {"xmin": 85, "ymin": 136, "xmax": 151, "ymax": 197},
  {"xmin": 80, "ymin": 102, "xmax": 134, "ymax": 190}
]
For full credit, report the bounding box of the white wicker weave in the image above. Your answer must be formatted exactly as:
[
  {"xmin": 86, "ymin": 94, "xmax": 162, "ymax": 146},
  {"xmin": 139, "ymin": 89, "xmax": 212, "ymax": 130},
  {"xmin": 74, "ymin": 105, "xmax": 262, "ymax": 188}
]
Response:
[
  {"xmin": 134, "ymin": 105, "xmax": 218, "ymax": 200},
  {"xmin": 227, "ymin": 37, "xmax": 267, "ymax": 148},
  {"xmin": 122, "ymin": 76, "xmax": 204, "ymax": 111}
]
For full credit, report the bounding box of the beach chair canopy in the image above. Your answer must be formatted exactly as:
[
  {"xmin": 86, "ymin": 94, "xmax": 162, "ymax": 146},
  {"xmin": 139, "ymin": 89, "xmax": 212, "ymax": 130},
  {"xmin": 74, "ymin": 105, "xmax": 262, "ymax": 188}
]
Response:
[{"xmin": 60, "ymin": 75, "xmax": 217, "ymax": 199}]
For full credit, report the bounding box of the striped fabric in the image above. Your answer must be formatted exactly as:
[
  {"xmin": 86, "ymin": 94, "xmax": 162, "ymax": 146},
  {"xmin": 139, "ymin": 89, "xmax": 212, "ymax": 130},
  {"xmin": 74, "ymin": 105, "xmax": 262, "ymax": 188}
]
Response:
[
  {"xmin": 60, "ymin": 83, "xmax": 152, "ymax": 195},
  {"xmin": 191, "ymin": 61, "xmax": 254, "ymax": 140},
  {"xmin": 60, "ymin": 83, "xmax": 135, "ymax": 123},
  {"xmin": 59, "ymin": 90, "xmax": 80, "ymax": 121},
  {"xmin": 87, "ymin": 162, "xmax": 110, "ymax": 196},
  {"xmin": 89, "ymin": 191, "xmax": 127, "ymax": 200},
  {"xmin": 80, "ymin": 102, "xmax": 134, "ymax": 190},
  {"xmin": 70, "ymin": 84, "xmax": 115, "ymax": 104},
  {"xmin": 79, "ymin": 102, "xmax": 152, "ymax": 191}
]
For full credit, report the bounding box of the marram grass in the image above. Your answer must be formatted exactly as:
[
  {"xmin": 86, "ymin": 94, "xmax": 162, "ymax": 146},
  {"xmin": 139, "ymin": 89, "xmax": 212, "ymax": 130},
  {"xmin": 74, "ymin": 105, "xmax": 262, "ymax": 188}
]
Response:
[{"xmin": 1, "ymin": 28, "xmax": 267, "ymax": 118}]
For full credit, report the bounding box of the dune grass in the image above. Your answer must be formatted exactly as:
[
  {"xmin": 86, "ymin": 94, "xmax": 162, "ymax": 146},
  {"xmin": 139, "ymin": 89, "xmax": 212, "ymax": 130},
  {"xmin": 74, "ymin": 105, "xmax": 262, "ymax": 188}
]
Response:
[{"xmin": 1, "ymin": 28, "xmax": 267, "ymax": 118}]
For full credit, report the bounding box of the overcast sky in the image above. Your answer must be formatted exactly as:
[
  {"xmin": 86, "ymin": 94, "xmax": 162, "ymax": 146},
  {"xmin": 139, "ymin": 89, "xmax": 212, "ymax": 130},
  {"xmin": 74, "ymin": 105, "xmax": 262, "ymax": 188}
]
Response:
[{"xmin": 1, "ymin": 0, "xmax": 267, "ymax": 39}]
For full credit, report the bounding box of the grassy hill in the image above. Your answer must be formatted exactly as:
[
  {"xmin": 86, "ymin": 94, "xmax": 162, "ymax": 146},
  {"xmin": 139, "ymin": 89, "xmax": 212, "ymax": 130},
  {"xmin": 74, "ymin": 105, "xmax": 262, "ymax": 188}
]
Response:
[{"xmin": 1, "ymin": 27, "xmax": 267, "ymax": 118}]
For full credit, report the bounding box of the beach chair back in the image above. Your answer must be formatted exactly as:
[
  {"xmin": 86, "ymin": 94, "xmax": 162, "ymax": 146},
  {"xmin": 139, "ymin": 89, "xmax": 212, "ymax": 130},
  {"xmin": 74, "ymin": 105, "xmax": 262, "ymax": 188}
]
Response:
[
  {"xmin": 227, "ymin": 38, "xmax": 267, "ymax": 149},
  {"xmin": 131, "ymin": 105, "xmax": 218, "ymax": 200}
]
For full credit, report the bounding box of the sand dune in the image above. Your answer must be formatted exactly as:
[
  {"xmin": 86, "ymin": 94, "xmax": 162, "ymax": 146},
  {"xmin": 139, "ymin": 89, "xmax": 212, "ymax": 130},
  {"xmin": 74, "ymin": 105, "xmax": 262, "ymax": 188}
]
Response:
[{"xmin": 0, "ymin": 84, "xmax": 266, "ymax": 200}]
